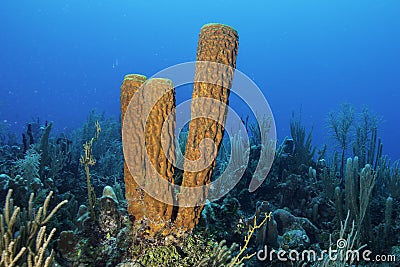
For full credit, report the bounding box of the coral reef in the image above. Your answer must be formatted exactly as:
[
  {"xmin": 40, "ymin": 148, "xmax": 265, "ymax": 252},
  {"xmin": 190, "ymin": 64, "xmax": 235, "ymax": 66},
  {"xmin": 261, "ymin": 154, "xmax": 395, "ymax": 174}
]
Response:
[{"xmin": 0, "ymin": 22, "xmax": 399, "ymax": 267}]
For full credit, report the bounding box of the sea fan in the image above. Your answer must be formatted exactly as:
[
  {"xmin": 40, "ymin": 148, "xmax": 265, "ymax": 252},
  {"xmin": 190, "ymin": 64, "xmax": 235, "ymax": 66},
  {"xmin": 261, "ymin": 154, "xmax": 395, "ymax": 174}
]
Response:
[{"xmin": 16, "ymin": 147, "xmax": 41, "ymax": 184}]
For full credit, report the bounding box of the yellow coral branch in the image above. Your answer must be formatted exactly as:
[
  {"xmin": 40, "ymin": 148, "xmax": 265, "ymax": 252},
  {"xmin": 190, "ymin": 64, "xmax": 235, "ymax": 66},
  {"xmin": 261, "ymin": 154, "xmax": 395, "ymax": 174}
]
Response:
[
  {"xmin": 80, "ymin": 121, "xmax": 101, "ymax": 220},
  {"xmin": 230, "ymin": 212, "xmax": 272, "ymax": 266}
]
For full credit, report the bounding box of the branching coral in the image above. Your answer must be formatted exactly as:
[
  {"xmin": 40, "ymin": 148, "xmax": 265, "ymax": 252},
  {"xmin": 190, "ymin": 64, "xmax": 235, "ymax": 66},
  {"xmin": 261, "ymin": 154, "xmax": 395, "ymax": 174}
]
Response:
[
  {"xmin": 317, "ymin": 211, "xmax": 367, "ymax": 267},
  {"xmin": 197, "ymin": 240, "xmax": 240, "ymax": 267},
  {"xmin": 339, "ymin": 157, "xmax": 376, "ymax": 245},
  {"xmin": 290, "ymin": 111, "xmax": 315, "ymax": 166},
  {"xmin": 328, "ymin": 103, "xmax": 354, "ymax": 178},
  {"xmin": 80, "ymin": 121, "xmax": 101, "ymax": 220},
  {"xmin": 230, "ymin": 212, "xmax": 271, "ymax": 266},
  {"xmin": 0, "ymin": 189, "xmax": 67, "ymax": 267},
  {"xmin": 15, "ymin": 148, "xmax": 42, "ymax": 192}
]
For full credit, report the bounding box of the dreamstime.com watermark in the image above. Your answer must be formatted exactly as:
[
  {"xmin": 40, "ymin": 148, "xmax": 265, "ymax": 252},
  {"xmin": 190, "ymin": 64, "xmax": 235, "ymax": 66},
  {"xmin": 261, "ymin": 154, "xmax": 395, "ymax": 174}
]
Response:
[{"xmin": 256, "ymin": 239, "xmax": 397, "ymax": 263}]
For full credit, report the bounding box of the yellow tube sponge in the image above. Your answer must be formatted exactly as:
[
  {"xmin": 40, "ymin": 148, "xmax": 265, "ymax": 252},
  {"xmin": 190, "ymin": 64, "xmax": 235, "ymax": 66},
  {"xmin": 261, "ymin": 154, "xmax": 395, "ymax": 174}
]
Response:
[
  {"xmin": 122, "ymin": 75, "xmax": 176, "ymax": 236},
  {"xmin": 120, "ymin": 74, "xmax": 147, "ymax": 222},
  {"xmin": 142, "ymin": 78, "xmax": 176, "ymax": 233},
  {"xmin": 175, "ymin": 23, "xmax": 239, "ymax": 230}
]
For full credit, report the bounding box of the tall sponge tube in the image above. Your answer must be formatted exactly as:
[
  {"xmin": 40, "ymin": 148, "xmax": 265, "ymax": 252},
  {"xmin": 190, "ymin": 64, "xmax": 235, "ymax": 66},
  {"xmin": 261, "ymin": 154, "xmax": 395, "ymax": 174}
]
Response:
[
  {"xmin": 122, "ymin": 75, "xmax": 176, "ymax": 236},
  {"xmin": 121, "ymin": 74, "xmax": 147, "ymax": 222},
  {"xmin": 142, "ymin": 78, "xmax": 176, "ymax": 233},
  {"xmin": 175, "ymin": 23, "xmax": 239, "ymax": 230}
]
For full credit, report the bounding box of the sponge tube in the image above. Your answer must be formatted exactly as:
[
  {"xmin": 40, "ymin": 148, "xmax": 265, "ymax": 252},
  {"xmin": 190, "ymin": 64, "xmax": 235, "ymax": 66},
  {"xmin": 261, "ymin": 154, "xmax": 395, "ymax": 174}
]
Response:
[
  {"xmin": 142, "ymin": 78, "xmax": 176, "ymax": 233},
  {"xmin": 175, "ymin": 23, "xmax": 239, "ymax": 230},
  {"xmin": 120, "ymin": 74, "xmax": 147, "ymax": 221}
]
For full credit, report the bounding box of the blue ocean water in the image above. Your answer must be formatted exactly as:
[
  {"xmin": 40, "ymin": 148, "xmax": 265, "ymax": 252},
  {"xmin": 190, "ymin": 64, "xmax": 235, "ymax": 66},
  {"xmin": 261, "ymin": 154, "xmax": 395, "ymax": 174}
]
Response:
[{"xmin": 0, "ymin": 0, "xmax": 399, "ymax": 161}]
